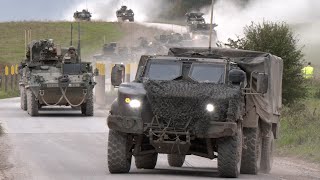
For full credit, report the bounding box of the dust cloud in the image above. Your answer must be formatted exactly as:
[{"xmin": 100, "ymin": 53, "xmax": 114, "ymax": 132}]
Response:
[
  {"xmin": 200, "ymin": 0, "xmax": 320, "ymax": 62},
  {"xmin": 63, "ymin": 0, "xmax": 167, "ymax": 22}
]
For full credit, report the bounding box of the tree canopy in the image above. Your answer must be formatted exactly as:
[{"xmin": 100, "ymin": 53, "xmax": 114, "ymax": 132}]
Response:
[{"xmin": 227, "ymin": 21, "xmax": 306, "ymax": 105}]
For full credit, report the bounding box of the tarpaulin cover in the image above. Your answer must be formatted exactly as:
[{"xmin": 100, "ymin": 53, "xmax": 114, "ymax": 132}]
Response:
[{"xmin": 168, "ymin": 47, "xmax": 283, "ymax": 124}]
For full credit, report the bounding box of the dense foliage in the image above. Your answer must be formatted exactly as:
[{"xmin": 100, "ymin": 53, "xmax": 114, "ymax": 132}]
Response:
[{"xmin": 227, "ymin": 21, "xmax": 306, "ymax": 105}]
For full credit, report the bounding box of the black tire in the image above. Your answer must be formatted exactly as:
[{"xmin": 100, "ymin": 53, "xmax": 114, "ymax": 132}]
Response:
[
  {"xmin": 260, "ymin": 132, "xmax": 274, "ymax": 173},
  {"xmin": 218, "ymin": 124, "xmax": 243, "ymax": 178},
  {"xmin": 108, "ymin": 130, "xmax": 132, "ymax": 173},
  {"xmin": 26, "ymin": 89, "xmax": 38, "ymax": 116},
  {"xmin": 129, "ymin": 18, "xmax": 134, "ymax": 22},
  {"xmin": 81, "ymin": 90, "xmax": 93, "ymax": 116},
  {"xmin": 167, "ymin": 154, "xmax": 185, "ymax": 167},
  {"xmin": 241, "ymin": 127, "xmax": 262, "ymax": 174},
  {"xmin": 20, "ymin": 87, "xmax": 27, "ymax": 111},
  {"xmin": 135, "ymin": 153, "xmax": 158, "ymax": 169}
]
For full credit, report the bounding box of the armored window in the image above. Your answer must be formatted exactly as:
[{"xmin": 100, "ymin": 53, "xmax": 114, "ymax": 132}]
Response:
[
  {"xmin": 62, "ymin": 64, "xmax": 83, "ymax": 75},
  {"xmin": 147, "ymin": 61, "xmax": 182, "ymax": 81},
  {"xmin": 189, "ymin": 63, "xmax": 226, "ymax": 83}
]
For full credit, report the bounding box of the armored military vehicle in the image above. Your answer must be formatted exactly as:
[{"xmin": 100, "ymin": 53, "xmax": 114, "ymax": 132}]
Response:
[
  {"xmin": 116, "ymin": 6, "xmax": 134, "ymax": 22},
  {"xmin": 107, "ymin": 47, "xmax": 283, "ymax": 178},
  {"xmin": 74, "ymin": 9, "xmax": 92, "ymax": 21},
  {"xmin": 185, "ymin": 12, "xmax": 218, "ymax": 43},
  {"xmin": 186, "ymin": 12, "xmax": 206, "ymax": 25},
  {"xmin": 19, "ymin": 39, "xmax": 96, "ymax": 116}
]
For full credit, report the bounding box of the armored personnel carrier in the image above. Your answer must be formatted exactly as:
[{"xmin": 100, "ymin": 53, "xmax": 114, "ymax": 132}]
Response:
[
  {"xmin": 186, "ymin": 12, "xmax": 206, "ymax": 25},
  {"xmin": 74, "ymin": 9, "xmax": 92, "ymax": 21},
  {"xmin": 116, "ymin": 6, "xmax": 134, "ymax": 22},
  {"xmin": 185, "ymin": 12, "xmax": 218, "ymax": 43},
  {"xmin": 107, "ymin": 47, "xmax": 283, "ymax": 178},
  {"xmin": 19, "ymin": 39, "xmax": 96, "ymax": 116}
]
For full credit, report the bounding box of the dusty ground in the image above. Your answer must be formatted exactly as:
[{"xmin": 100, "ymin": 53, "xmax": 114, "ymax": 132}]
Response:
[
  {"xmin": 0, "ymin": 97, "xmax": 320, "ymax": 180},
  {"xmin": 0, "ymin": 135, "xmax": 14, "ymax": 180}
]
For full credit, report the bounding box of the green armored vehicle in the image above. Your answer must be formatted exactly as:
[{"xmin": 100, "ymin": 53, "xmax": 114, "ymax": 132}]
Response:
[
  {"xmin": 116, "ymin": 6, "xmax": 134, "ymax": 22},
  {"xmin": 19, "ymin": 39, "xmax": 96, "ymax": 116},
  {"xmin": 107, "ymin": 47, "xmax": 283, "ymax": 178},
  {"xmin": 74, "ymin": 9, "xmax": 92, "ymax": 21}
]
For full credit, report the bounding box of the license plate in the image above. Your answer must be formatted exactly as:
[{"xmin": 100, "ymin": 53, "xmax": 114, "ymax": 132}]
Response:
[
  {"xmin": 46, "ymin": 84, "xmax": 59, "ymax": 88},
  {"xmin": 69, "ymin": 83, "xmax": 81, "ymax": 87}
]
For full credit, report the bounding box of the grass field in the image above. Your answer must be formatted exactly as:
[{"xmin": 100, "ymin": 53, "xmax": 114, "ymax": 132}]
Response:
[
  {"xmin": 0, "ymin": 21, "xmax": 123, "ymax": 65},
  {"xmin": 277, "ymin": 80, "xmax": 320, "ymax": 163}
]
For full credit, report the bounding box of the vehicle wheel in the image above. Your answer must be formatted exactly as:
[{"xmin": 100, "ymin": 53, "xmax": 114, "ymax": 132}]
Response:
[
  {"xmin": 26, "ymin": 89, "xmax": 38, "ymax": 116},
  {"xmin": 129, "ymin": 18, "xmax": 134, "ymax": 22},
  {"xmin": 260, "ymin": 132, "xmax": 274, "ymax": 173},
  {"xmin": 168, "ymin": 154, "xmax": 185, "ymax": 167},
  {"xmin": 217, "ymin": 124, "xmax": 242, "ymax": 178},
  {"xmin": 240, "ymin": 127, "xmax": 262, "ymax": 174},
  {"xmin": 135, "ymin": 153, "xmax": 158, "ymax": 169},
  {"xmin": 20, "ymin": 87, "xmax": 27, "ymax": 111},
  {"xmin": 108, "ymin": 130, "xmax": 132, "ymax": 173},
  {"xmin": 81, "ymin": 90, "xmax": 93, "ymax": 116}
]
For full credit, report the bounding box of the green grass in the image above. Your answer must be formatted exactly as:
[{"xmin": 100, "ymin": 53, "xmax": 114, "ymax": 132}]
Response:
[
  {"xmin": 0, "ymin": 89, "xmax": 19, "ymax": 99},
  {"xmin": 0, "ymin": 21, "xmax": 123, "ymax": 99},
  {"xmin": 277, "ymin": 80, "xmax": 320, "ymax": 163},
  {"xmin": 0, "ymin": 21, "xmax": 123, "ymax": 65}
]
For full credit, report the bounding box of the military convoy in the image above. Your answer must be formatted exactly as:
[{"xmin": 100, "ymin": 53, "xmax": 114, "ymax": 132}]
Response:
[
  {"xmin": 185, "ymin": 12, "xmax": 218, "ymax": 43},
  {"xmin": 74, "ymin": 9, "xmax": 92, "ymax": 21},
  {"xmin": 116, "ymin": 6, "xmax": 134, "ymax": 22},
  {"xmin": 19, "ymin": 31, "xmax": 97, "ymax": 116},
  {"xmin": 107, "ymin": 47, "xmax": 283, "ymax": 178}
]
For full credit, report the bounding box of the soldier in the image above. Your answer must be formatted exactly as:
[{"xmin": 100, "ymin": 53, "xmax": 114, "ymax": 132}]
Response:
[
  {"xmin": 302, "ymin": 62, "xmax": 314, "ymax": 79},
  {"xmin": 63, "ymin": 46, "xmax": 78, "ymax": 63}
]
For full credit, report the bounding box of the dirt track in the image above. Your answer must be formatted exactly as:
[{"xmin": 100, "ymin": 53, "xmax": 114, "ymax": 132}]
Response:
[{"xmin": 0, "ymin": 97, "xmax": 320, "ymax": 180}]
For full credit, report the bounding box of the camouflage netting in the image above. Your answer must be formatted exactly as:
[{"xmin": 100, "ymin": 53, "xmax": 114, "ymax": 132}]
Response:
[
  {"xmin": 143, "ymin": 80, "xmax": 242, "ymax": 134},
  {"xmin": 168, "ymin": 47, "xmax": 283, "ymax": 124}
]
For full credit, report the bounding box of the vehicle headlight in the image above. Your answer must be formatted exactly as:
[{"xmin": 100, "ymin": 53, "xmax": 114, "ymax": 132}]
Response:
[
  {"xmin": 125, "ymin": 98, "xmax": 141, "ymax": 108},
  {"xmin": 206, "ymin": 104, "xmax": 215, "ymax": 112}
]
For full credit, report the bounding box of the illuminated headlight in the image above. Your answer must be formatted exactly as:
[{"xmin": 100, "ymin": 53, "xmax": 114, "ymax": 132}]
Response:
[
  {"xmin": 206, "ymin": 104, "xmax": 215, "ymax": 112},
  {"xmin": 126, "ymin": 99, "xmax": 141, "ymax": 108},
  {"xmin": 194, "ymin": 35, "xmax": 200, "ymax": 40}
]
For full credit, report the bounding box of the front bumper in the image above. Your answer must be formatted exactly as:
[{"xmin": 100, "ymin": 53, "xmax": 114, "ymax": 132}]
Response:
[
  {"xmin": 107, "ymin": 115, "xmax": 144, "ymax": 134},
  {"xmin": 107, "ymin": 114, "xmax": 237, "ymax": 138}
]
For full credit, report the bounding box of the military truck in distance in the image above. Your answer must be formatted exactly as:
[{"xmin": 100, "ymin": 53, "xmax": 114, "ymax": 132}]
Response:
[
  {"xmin": 74, "ymin": 9, "xmax": 92, "ymax": 21},
  {"xmin": 116, "ymin": 6, "xmax": 134, "ymax": 22},
  {"xmin": 186, "ymin": 12, "xmax": 206, "ymax": 25},
  {"xmin": 107, "ymin": 47, "xmax": 283, "ymax": 178},
  {"xmin": 19, "ymin": 39, "xmax": 96, "ymax": 116},
  {"xmin": 185, "ymin": 12, "xmax": 218, "ymax": 43}
]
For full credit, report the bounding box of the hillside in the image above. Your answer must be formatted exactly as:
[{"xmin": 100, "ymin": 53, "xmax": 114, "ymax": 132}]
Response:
[{"xmin": 0, "ymin": 21, "xmax": 123, "ymax": 65}]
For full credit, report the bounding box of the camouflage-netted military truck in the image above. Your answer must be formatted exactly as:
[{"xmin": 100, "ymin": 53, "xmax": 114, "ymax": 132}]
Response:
[
  {"xmin": 19, "ymin": 39, "xmax": 96, "ymax": 116},
  {"xmin": 116, "ymin": 6, "xmax": 134, "ymax": 22},
  {"xmin": 74, "ymin": 9, "xmax": 92, "ymax": 21},
  {"xmin": 107, "ymin": 47, "xmax": 283, "ymax": 178}
]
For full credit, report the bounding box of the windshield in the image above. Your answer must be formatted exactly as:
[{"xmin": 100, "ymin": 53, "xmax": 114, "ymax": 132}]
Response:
[
  {"xmin": 147, "ymin": 62, "xmax": 182, "ymax": 80},
  {"xmin": 189, "ymin": 63, "xmax": 225, "ymax": 83}
]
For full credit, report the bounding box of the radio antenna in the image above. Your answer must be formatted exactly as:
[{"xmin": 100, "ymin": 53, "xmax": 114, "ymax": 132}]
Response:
[
  {"xmin": 208, "ymin": 0, "xmax": 214, "ymax": 52},
  {"xmin": 77, "ymin": 22, "xmax": 81, "ymax": 62}
]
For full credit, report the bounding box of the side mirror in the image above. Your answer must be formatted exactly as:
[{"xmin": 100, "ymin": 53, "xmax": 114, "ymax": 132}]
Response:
[
  {"xmin": 94, "ymin": 68, "xmax": 99, "ymax": 76},
  {"xmin": 256, "ymin": 73, "xmax": 268, "ymax": 94},
  {"xmin": 229, "ymin": 69, "xmax": 246, "ymax": 84},
  {"xmin": 111, "ymin": 64, "xmax": 125, "ymax": 87}
]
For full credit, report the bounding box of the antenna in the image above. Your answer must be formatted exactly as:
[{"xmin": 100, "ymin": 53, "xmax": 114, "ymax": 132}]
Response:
[
  {"xmin": 208, "ymin": 0, "xmax": 214, "ymax": 51},
  {"xmin": 70, "ymin": 23, "xmax": 73, "ymax": 46},
  {"xmin": 77, "ymin": 22, "xmax": 81, "ymax": 62}
]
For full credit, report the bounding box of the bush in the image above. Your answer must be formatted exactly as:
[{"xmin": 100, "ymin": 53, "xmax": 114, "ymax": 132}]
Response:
[{"xmin": 226, "ymin": 21, "xmax": 307, "ymax": 105}]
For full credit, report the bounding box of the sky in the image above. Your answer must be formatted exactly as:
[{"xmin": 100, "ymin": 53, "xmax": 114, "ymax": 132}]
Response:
[{"xmin": 0, "ymin": 0, "xmax": 80, "ymax": 21}]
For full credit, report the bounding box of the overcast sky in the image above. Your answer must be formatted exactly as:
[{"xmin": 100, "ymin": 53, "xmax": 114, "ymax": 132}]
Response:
[{"xmin": 0, "ymin": 0, "xmax": 83, "ymax": 22}]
